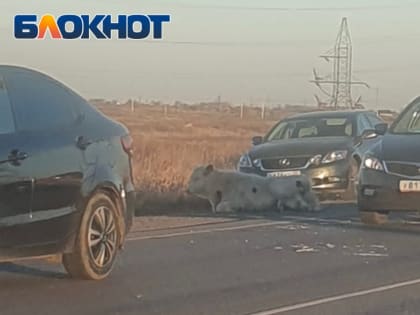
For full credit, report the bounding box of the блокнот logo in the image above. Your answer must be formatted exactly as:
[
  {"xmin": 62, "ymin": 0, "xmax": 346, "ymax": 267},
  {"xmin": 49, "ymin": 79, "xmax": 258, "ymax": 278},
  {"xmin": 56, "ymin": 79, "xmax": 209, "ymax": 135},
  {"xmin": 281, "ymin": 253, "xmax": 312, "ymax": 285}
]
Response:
[{"xmin": 14, "ymin": 14, "xmax": 171, "ymax": 39}]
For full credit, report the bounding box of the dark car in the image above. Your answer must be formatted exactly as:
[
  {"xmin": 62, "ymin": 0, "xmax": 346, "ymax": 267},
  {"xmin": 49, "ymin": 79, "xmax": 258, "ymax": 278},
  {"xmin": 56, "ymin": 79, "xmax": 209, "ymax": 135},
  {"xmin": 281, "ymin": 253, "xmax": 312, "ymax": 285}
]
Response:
[
  {"xmin": 238, "ymin": 110, "xmax": 387, "ymax": 200},
  {"xmin": 0, "ymin": 65, "xmax": 135, "ymax": 280},
  {"xmin": 358, "ymin": 97, "xmax": 420, "ymax": 224}
]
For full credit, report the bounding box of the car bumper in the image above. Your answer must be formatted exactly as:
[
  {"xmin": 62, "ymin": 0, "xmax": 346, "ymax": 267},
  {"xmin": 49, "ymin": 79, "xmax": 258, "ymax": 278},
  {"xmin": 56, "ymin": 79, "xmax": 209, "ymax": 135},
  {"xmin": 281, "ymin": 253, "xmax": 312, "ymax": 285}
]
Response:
[
  {"xmin": 358, "ymin": 169, "xmax": 420, "ymax": 212},
  {"xmin": 239, "ymin": 159, "xmax": 351, "ymax": 194}
]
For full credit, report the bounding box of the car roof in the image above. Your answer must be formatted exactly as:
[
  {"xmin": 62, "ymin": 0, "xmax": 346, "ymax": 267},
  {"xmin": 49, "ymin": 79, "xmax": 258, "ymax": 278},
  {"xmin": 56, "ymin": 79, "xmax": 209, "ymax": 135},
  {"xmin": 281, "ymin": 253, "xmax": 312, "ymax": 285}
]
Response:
[
  {"xmin": 284, "ymin": 110, "xmax": 374, "ymax": 121},
  {"xmin": 0, "ymin": 65, "xmax": 52, "ymax": 80},
  {"xmin": 0, "ymin": 64, "xmax": 34, "ymax": 73}
]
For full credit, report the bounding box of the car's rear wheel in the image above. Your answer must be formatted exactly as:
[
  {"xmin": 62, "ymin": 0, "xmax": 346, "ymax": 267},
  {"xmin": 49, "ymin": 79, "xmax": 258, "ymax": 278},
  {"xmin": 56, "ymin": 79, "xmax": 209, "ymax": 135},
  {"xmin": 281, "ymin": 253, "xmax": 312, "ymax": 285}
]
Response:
[
  {"xmin": 63, "ymin": 192, "xmax": 121, "ymax": 280},
  {"xmin": 359, "ymin": 211, "xmax": 389, "ymax": 225}
]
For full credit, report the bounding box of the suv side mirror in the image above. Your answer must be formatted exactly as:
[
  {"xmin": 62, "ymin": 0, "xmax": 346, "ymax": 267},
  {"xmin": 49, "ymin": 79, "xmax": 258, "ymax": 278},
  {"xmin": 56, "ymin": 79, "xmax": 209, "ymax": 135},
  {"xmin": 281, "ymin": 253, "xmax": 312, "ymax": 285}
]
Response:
[
  {"xmin": 374, "ymin": 123, "xmax": 388, "ymax": 135},
  {"xmin": 252, "ymin": 136, "xmax": 263, "ymax": 146}
]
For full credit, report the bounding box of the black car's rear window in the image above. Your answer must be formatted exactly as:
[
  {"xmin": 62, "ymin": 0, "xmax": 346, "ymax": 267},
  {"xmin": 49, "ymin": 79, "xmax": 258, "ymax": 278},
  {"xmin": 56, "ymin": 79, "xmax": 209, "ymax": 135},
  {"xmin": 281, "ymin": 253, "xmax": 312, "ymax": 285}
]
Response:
[
  {"xmin": 0, "ymin": 76, "xmax": 15, "ymax": 135},
  {"xmin": 6, "ymin": 70, "xmax": 79, "ymax": 132}
]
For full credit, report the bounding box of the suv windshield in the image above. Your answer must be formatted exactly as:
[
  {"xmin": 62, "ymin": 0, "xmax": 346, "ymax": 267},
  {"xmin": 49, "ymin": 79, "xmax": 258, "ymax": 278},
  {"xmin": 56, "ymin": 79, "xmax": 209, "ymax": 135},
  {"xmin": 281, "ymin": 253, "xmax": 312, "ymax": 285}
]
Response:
[
  {"xmin": 391, "ymin": 102, "xmax": 420, "ymax": 134},
  {"xmin": 266, "ymin": 117, "xmax": 353, "ymax": 141}
]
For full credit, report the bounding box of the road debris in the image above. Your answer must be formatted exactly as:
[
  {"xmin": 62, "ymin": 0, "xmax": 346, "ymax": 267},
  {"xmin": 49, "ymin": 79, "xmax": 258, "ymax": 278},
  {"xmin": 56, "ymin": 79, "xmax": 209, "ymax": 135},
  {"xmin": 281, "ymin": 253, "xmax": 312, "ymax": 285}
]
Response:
[
  {"xmin": 353, "ymin": 253, "xmax": 389, "ymax": 257},
  {"xmin": 277, "ymin": 225, "xmax": 297, "ymax": 231},
  {"xmin": 296, "ymin": 247, "xmax": 319, "ymax": 253},
  {"xmin": 315, "ymin": 242, "xmax": 335, "ymax": 249},
  {"xmin": 276, "ymin": 224, "xmax": 309, "ymax": 231},
  {"xmin": 370, "ymin": 244, "xmax": 387, "ymax": 250},
  {"xmin": 291, "ymin": 244, "xmax": 319, "ymax": 253}
]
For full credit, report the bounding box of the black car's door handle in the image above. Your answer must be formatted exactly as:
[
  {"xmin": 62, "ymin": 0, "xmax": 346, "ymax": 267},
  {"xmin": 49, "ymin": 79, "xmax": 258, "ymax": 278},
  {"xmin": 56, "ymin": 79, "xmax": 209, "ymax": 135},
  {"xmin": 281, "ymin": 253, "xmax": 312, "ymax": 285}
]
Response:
[
  {"xmin": 76, "ymin": 136, "xmax": 92, "ymax": 150},
  {"xmin": 4, "ymin": 149, "xmax": 28, "ymax": 166}
]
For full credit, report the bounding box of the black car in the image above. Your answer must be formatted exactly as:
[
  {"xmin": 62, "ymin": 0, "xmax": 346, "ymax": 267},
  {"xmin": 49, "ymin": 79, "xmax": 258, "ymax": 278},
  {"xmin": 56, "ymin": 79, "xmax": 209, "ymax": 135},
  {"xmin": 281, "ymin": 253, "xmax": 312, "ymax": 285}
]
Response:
[
  {"xmin": 238, "ymin": 110, "xmax": 387, "ymax": 200},
  {"xmin": 0, "ymin": 65, "xmax": 135, "ymax": 280},
  {"xmin": 358, "ymin": 97, "xmax": 420, "ymax": 224}
]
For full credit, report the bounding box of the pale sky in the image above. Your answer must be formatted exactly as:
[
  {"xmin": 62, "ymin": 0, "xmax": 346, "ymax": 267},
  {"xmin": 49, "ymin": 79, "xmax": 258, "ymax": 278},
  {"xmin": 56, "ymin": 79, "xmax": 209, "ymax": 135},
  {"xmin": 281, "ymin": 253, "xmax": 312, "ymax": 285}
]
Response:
[{"xmin": 1, "ymin": 0, "xmax": 420, "ymax": 109}]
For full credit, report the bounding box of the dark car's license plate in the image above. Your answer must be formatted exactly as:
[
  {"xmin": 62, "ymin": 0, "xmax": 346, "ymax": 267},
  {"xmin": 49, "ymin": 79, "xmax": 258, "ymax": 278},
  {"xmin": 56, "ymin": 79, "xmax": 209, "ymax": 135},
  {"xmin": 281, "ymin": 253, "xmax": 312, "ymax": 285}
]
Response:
[{"xmin": 400, "ymin": 180, "xmax": 420, "ymax": 192}]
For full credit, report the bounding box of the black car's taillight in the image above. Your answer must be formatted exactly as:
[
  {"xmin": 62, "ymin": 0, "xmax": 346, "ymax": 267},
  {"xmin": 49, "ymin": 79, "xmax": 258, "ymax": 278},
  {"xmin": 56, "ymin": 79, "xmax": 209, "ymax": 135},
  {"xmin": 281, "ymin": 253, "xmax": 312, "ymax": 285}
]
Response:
[{"xmin": 121, "ymin": 134, "xmax": 133, "ymax": 156}]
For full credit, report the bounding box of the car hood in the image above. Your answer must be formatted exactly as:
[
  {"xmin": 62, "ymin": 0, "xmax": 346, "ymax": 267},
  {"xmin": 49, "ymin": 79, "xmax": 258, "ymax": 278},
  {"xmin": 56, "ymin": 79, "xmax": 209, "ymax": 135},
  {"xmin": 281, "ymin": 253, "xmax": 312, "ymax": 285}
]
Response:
[
  {"xmin": 248, "ymin": 137, "xmax": 353, "ymax": 159},
  {"xmin": 377, "ymin": 134, "xmax": 420, "ymax": 162}
]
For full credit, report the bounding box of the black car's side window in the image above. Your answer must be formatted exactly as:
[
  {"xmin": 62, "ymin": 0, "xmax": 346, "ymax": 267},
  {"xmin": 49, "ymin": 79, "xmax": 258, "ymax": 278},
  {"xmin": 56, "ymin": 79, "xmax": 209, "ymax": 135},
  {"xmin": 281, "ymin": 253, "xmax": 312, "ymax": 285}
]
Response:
[
  {"xmin": 0, "ymin": 76, "xmax": 15, "ymax": 135},
  {"xmin": 5, "ymin": 71, "xmax": 78, "ymax": 132}
]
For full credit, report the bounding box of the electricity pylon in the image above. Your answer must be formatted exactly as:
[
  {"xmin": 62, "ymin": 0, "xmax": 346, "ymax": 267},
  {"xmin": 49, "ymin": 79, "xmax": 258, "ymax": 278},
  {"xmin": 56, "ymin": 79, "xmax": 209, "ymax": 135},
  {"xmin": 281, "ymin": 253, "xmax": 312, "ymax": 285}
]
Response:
[{"xmin": 311, "ymin": 18, "xmax": 369, "ymax": 110}]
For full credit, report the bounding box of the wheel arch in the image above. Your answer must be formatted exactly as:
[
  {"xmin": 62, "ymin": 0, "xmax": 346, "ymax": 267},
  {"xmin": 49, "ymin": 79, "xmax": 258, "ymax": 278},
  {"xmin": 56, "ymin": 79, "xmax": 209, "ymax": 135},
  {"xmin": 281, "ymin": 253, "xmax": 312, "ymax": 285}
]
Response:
[
  {"xmin": 352, "ymin": 154, "xmax": 362, "ymax": 166},
  {"xmin": 79, "ymin": 166, "xmax": 127, "ymax": 249}
]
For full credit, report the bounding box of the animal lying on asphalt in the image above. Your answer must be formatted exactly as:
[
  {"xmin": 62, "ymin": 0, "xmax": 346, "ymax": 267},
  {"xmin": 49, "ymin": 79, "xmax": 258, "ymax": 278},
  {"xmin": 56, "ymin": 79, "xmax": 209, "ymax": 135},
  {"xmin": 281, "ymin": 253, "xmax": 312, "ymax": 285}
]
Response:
[{"xmin": 187, "ymin": 165, "xmax": 320, "ymax": 213}]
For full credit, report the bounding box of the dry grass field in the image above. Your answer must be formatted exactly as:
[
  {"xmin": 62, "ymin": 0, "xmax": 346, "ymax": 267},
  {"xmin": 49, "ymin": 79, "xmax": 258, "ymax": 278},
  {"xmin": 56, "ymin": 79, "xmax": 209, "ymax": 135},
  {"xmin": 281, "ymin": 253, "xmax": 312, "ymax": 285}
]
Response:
[{"xmin": 97, "ymin": 104, "xmax": 294, "ymax": 212}]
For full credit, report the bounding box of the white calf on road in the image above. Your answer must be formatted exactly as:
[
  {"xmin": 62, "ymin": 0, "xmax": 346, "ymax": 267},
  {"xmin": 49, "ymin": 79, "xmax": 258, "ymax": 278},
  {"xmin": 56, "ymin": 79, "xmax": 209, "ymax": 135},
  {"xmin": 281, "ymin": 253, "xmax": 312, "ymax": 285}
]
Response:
[{"xmin": 187, "ymin": 165, "xmax": 319, "ymax": 213}]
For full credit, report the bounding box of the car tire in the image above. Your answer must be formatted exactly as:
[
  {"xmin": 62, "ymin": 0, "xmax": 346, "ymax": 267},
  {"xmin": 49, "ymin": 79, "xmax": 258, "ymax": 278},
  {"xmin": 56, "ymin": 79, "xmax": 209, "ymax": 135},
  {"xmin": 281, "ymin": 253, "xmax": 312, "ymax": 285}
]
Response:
[
  {"xmin": 63, "ymin": 192, "xmax": 121, "ymax": 280},
  {"xmin": 359, "ymin": 211, "xmax": 389, "ymax": 225}
]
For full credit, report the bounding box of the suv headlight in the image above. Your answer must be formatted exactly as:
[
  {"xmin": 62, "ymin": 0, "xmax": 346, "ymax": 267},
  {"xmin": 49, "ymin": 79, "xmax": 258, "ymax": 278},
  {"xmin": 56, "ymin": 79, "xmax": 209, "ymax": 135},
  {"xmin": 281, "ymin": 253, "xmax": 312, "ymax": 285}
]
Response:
[
  {"xmin": 363, "ymin": 156, "xmax": 384, "ymax": 171},
  {"xmin": 321, "ymin": 150, "xmax": 348, "ymax": 164},
  {"xmin": 238, "ymin": 154, "xmax": 252, "ymax": 168}
]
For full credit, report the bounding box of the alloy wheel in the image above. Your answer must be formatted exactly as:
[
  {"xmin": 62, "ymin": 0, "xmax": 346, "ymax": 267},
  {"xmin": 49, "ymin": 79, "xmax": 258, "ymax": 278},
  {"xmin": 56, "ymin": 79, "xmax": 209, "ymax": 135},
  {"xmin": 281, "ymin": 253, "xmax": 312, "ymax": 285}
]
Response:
[{"xmin": 88, "ymin": 206, "xmax": 117, "ymax": 268}]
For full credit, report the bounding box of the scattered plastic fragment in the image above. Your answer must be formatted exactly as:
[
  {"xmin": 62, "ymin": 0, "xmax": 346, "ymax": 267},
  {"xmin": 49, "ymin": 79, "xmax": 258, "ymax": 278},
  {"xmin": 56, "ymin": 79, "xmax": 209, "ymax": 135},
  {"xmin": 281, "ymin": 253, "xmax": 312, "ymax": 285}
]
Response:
[
  {"xmin": 277, "ymin": 225, "xmax": 297, "ymax": 231},
  {"xmin": 371, "ymin": 244, "xmax": 387, "ymax": 250},
  {"xmin": 296, "ymin": 247, "xmax": 319, "ymax": 253},
  {"xmin": 276, "ymin": 224, "xmax": 309, "ymax": 231},
  {"xmin": 353, "ymin": 253, "xmax": 389, "ymax": 257},
  {"xmin": 291, "ymin": 244, "xmax": 319, "ymax": 253}
]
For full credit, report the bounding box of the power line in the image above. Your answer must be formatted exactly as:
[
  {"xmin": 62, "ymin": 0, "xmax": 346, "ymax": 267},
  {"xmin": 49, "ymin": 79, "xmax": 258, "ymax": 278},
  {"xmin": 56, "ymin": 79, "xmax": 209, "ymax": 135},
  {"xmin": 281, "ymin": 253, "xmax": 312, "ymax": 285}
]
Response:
[
  {"xmin": 141, "ymin": 39, "xmax": 331, "ymax": 47},
  {"xmin": 173, "ymin": 2, "xmax": 420, "ymax": 11},
  {"xmin": 134, "ymin": 33, "xmax": 420, "ymax": 47}
]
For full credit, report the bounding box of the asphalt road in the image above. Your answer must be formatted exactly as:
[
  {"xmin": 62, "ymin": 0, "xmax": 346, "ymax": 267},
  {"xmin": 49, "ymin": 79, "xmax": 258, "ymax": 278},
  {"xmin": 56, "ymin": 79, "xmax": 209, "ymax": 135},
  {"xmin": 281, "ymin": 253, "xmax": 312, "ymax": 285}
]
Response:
[{"xmin": 3, "ymin": 204, "xmax": 420, "ymax": 315}]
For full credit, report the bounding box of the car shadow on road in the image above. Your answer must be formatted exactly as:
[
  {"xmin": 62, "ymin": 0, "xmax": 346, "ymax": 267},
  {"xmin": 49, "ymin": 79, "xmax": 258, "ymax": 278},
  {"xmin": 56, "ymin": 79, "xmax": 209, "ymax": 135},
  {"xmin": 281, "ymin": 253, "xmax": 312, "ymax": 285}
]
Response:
[{"xmin": 0, "ymin": 262, "xmax": 67, "ymax": 279}]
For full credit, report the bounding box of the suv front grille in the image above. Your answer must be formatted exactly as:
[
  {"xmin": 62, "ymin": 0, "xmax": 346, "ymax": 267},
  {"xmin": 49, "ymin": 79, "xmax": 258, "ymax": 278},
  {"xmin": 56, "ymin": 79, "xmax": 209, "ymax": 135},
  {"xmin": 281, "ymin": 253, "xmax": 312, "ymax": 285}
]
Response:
[
  {"xmin": 385, "ymin": 161, "xmax": 420, "ymax": 177},
  {"xmin": 261, "ymin": 157, "xmax": 309, "ymax": 170}
]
